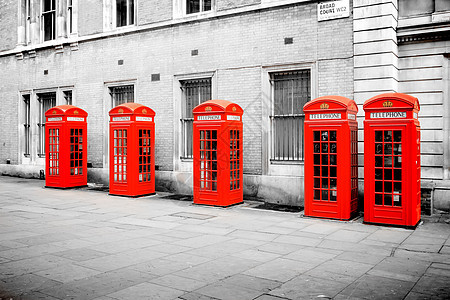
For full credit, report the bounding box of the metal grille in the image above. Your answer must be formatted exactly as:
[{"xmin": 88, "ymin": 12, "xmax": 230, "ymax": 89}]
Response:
[
  {"xmin": 38, "ymin": 93, "xmax": 56, "ymax": 157},
  {"xmin": 110, "ymin": 85, "xmax": 134, "ymax": 107},
  {"xmin": 23, "ymin": 95, "xmax": 31, "ymax": 156},
  {"xmin": 270, "ymin": 70, "xmax": 310, "ymax": 161},
  {"xmin": 113, "ymin": 129, "xmax": 128, "ymax": 183},
  {"xmin": 230, "ymin": 130, "xmax": 240, "ymax": 191},
  {"xmin": 374, "ymin": 130, "xmax": 402, "ymax": 207},
  {"xmin": 313, "ymin": 130, "xmax": 337, "ymax": 202},
  {"xmin": 42, "ymin": 0, "xmax": 56, "ymax": 41},
  {"xmin": 70, "ymin": 128, "xmax": 83, "ymax": 176},
  {"xmin": 199, "ymin": 130, "xmax": 217, "ymax": 191},
  {"xmin": 139, "ymin": 129, "xmax": 152, "ymax": 182},
  {"xmin": 47, "ymin": 128, "xmax": 59, "ymax": 175},
  {"xmin": 181, "ymin": 78, "xmax": 211, "ymax": 158}
]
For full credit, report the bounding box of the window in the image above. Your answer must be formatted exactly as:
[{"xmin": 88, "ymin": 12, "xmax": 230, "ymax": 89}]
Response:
[
  {"xmin": 110, "ymin": 85, "xmax": 134, "ymax": 107},
  {"xmin": 116, "ymin": 0, "xmax": 134, "ymax": 27},
  {"xmin": 42, "ymin": 0, "xmax": 56, "ymax": 41},
  {"xmin": 37, "ymin": 92, "xmax": 56, "ymax": 157},
  {"xmin": 270, "ymin": 70, "xmax": 311, "ymax": 161},
  {"xmin": 23, "ymin": 95, "xmax": 31, "ymax": 157},
  {"xmin": 64, "ymin": 90, "xmax": 72, "ymax": 105},
  {"xmin": 180, "ymin": 78, "xmax": 211, "ymax": 158},
  {"xmin": 186, "ymin": 0, "xmax": 212, "ymax": 14},
  {"xmin": 67, "ymin": 0, "xmax": 73, "ymax": 34}
]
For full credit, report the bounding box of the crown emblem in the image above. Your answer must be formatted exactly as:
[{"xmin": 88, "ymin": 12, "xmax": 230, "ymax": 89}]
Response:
[
  {"xmin": 320, "ymin": 103, "xmax": 329, "ymax": 109},
  {"xmin": 118, "ymin": 108, "xmax": 124, "ymax": 113},
  {"xmin": 142, "ymin": 109, "xmax": 147, "ymax": 114},
  {"xmin": 205, "ymin": 106, "xmax": 212, "ymax": 112},
  {"xmin": 74, "ymin": 110, "xmax": 79, "ymax": 115},
  {"xmin": 232, "ymin": 107, "xmax": 237, "ymax": 112},
  {"xmin": 383, "ymin": 101, "xmax": 393, "ymax": 107},
  {"xmin": 52, "ymin": 110, "xmax": 57, "ymax": 114}
]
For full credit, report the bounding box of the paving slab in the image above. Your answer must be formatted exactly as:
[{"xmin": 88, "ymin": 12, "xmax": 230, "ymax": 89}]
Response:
[{"xmin": 1, "ymin": 176, "xmax": 450, "ymax": 299}]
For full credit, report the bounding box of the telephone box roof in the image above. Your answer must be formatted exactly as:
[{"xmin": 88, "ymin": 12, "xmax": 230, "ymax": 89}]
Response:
[{"xmin": 45, "ymin": 105, "xmax": 88, "ymax": 117}]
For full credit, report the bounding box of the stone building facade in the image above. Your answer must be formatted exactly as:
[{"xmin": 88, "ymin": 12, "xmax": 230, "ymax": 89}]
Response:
[{"xmin": 0, "ymin": 0, "xmax": 449, "ymax": 210}]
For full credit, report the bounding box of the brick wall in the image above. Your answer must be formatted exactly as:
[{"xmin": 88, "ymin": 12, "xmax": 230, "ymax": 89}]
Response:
[
  {"xmin": 0, "ymin": 0, "xmax": 354, "ymax": 186},
  {"xmin": 78, "ymin": 0, "xmax": 103, "ymax": 36},
  {"xmin": 0, "ymin": 0, "xmax": 17, "ymax": 52},
  {"xmin": 138, "ymin": 0, "xmax": 172, "ymax": 25},
  {"xmin": 217, "ymin": 0, "xmax": 261, "ymax": 11}
]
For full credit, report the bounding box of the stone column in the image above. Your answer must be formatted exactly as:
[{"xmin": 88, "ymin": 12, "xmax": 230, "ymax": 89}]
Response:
[
  {"xmin": 57, "ymin": 0, "xmax": 67, "ymax": 38},
  {"xmin": 17, "ymin": 0, "xmax": 27, "ymax": 46},
  {"xmin": 30, "ymin": 0, "xmax": 40, "ymax": 44}
]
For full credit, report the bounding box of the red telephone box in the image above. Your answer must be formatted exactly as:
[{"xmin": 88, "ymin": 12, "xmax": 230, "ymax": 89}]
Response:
[
  {"xmin": 363, "ymin": 93, "xmax": 421, "ymax": 227},
  {"xmin": 109, "ymin": 103, "xmax": 156, "ymax": 197},
  {"xmin": 193, "ymin": 100, "xmax": 243, "ymax": 207},
  {"xmin": 45, "ymin": 105, "xmax": 88, "ymax": 188},
  {"xmin": 303, "ymin": 96, "xmax": 359, "ymax": 220}
]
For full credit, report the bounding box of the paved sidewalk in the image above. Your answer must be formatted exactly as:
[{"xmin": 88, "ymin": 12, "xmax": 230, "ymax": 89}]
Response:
[{"xmin": 0, "ymin": 176, "xmax": 449, "ymax": 300}]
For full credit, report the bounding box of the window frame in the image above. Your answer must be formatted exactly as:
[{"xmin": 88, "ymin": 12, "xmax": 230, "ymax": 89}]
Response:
[
  {"xmin": 37, "ymin": 92, "xmax": 57, "ymax": 157},
  {"xmin": 109, "ymin": 84, "xmax": 135, "ymax": 107},
  {"xmin": 114, "ymin": 0, "xmax": 136, "ymax": 28},
  {"xmin": 269, "ymin": 69, "xmax": 311, "ymax": 162},
  {"xmin": 180, "ymin": 77, "xmax": 212, "ymax": 159},
  {"xmin": 22, "ymin": 94, "xmax": 31, "ymax": 157},
  {"xmin": 186, "ymin": 0, "xmax": 213, "ymax": 15},
  {"xmin": 41, "ymin": 0, "xmax": 56, "ymax": 42}
]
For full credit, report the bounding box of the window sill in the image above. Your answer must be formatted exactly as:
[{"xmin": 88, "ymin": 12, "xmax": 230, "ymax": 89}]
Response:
[
  {"xmin": 180, "ymin": 157, "xmax": 193, "ymax": 161},
  {"xmin": 270, "ymin": 160, "xmax": 303, "ymax": 165}
]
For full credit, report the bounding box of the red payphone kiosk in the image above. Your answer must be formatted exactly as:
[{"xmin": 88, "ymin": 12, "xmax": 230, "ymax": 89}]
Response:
[
  {"xmin": 109, "ymin": 103, "xmax": 156, "ymax": 197},
  {"xmin": 193, "ymin": 100, "xmax": 243, "ymax": 207},
  {"xmin": 363, "ymin": 93, "xmax": 421, "ymax": 227},
  {"xmin": 45, "ymin": 105, "xmax": 88, "ymax": 188},
  {"xmin": 303, "ymin": 96, "xmax": 359, "ymax": 220}
]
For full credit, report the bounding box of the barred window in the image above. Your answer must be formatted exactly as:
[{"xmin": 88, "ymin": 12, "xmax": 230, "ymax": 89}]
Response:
[
  {"xmin": 187, "ymin": 0, "xmax": 212, "ymax": 14},
  {"xmin": 270, "ymin": 70, "xmax": 311, "ymax": 161},
  {"xmin": 23, "ymin": 95, "xmax": 31, "ymax": 157},
  {"xmin": 37, "ymin": 92, "xmax": 56, "ymax": 157},
  {"xmin": 180, "ymin": 78, "xmax": 211, "ymax": 159},
  {"xmin": 42, "ymin": 0, "xmax": 56, "ymax": 41},
  {"xmin": 110, "ymin": 85, "xmax": 134, "ymax": 107}
]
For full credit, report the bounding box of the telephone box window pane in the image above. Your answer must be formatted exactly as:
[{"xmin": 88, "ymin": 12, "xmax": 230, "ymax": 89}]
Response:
[
  {"xmin": 230, "ymin": 130, "xmax": 241, "ymax": 191},
  {"xmin": 394, "ymin": 131, "xmax": 402, "ymax": 142},
  {"xmin": 375, "ymin": 169, "xmax": 382, "ymax": 180},
  {"xmin": 312, "ymin": 130, "xmax": 338, "ymax": 202},
  {"xmin": 375, "ymin": 194, "xmax": 382, "ymax": 205},
  {"xmin": 138, "ymin": 129, "xmax": 152, "ymax": 183},
  {"xmin": 384, "ymin": 194, "xmax": 392, "ymax": 206},
  {"xmin": 48, "ymin": 128, "xmax": 59, "ymax": 176},
  {"xmin": 313, "ymin": 131, "xmax": 320, "ymax": 141},
  {"xmin": 384, "ymin": 169, "xmax": 392, "ymax": 180},
  {"xmin": 113, "ymin": 129, "xmax": 128, "ymax": 183},
  {"xmin": 393, "ymin": 195, "xmax": 402, "ymax": 207},
  {"xmin": 200, "ymin": 130, "xmax": 218, "ymax": 191}
]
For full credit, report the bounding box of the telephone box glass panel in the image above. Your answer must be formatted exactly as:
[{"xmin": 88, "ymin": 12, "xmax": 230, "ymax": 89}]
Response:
[
  {"xmin": 70, "ymin": 128, "xmax": 83, "ymax": 176},
  {"xmin": 113, "ymin": 129, "xmax": 127, "ymax": 183},
  {"xmin": 48, "ymin": 128, "xmax": 59, "ymax": 176},
  {"xmin": 230, "ymin": 130, "xmax": 240, "ymax": 190},
  {"xmin": 313, "ymin": 130, "xmax": 337, "ymax": 202},
  {"xmin": 374, "ymin": 130, "xmax": 402, "ymax": 207},
  {"xmin": 139, "ymin": 129, "xmax": 152, "ymax": 182},
  {"xmin": 199, "ymin": 130, "xmax": 217, "ymax": 191}
]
